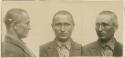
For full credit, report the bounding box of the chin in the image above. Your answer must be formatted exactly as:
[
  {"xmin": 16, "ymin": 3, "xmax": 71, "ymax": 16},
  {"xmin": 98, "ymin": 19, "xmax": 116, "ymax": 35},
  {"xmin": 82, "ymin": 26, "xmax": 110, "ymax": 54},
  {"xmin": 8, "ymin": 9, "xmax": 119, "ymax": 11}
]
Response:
[
  {"xmin": 100, "ymin": 37, "xmax": 105, "ymax": 39},
  {"xmin": 99, "ymin": 37, "xmax": 109, "ymax": 42}
]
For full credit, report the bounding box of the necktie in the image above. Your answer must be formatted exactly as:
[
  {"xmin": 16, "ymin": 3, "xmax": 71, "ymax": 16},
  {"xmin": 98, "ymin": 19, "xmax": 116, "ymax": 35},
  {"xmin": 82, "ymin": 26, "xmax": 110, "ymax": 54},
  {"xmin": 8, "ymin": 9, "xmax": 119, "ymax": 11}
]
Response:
[
  {"xmin": 103, "ymin": 45, "xmax": 113, "ymax": 56},
  {"xmin": 58, "ymin": 44, "xmax": 69, "ymax": 57}
]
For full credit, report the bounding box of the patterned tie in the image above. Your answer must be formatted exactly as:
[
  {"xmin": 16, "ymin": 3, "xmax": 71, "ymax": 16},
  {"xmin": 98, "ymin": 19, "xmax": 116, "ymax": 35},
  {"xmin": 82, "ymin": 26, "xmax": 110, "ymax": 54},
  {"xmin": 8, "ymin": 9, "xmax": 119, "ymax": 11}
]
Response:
[
  {"xmin": 57, "ymin": 44, "xmax": 70, "ymax": 57},
  {"xmin": 103, "ymin": 45, "xmax": 113, "ymax": 56}
]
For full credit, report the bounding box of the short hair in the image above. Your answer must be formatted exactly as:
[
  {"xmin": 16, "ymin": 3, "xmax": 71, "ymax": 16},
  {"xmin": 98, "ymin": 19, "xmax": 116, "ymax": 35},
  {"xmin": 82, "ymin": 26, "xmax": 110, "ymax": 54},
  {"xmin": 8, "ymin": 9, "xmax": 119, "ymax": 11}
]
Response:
[
  {"xmin": 4, "ymin": 8, "xmax": 27, "ymax": 29},
  {"xmin": 52, "ymin": 10, "xmax": 74, "ymax": 25},
  {"xmin": 99, "ymin": 11, "xmax": 118, "ymax": 29}
]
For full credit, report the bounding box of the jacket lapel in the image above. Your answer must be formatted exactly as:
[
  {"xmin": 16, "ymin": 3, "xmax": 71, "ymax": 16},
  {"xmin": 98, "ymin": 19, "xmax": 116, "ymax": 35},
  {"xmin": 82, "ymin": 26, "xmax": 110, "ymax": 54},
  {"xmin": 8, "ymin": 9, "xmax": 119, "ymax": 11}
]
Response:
[
  {"xmin": 47, "ymin": 41, "xmax": 59, "ymax": 57},
  {"xmin": 90, "ymin": 41, "xmax": 102, "ymax": 56}
]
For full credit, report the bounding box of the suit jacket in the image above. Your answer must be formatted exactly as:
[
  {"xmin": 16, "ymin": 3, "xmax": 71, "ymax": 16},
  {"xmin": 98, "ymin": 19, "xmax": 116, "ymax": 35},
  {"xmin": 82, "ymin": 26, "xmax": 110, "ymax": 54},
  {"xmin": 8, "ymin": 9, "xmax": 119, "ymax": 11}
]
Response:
[
  {"xmin": 2, "ymin": 32, "xmax": 35, "ymax": 57},
  {"xmin": 82, "ymin": 40, "xmax": 123, "ymax": 56},
  {"xmin": 39, "ymin": 40, "xmax": 82, "ymax": 57}
]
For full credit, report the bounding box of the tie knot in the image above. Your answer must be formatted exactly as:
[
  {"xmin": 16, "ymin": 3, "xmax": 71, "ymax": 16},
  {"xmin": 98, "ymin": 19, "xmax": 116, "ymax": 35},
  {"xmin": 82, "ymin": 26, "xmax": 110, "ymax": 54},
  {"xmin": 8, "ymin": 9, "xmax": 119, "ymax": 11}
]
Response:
[
  {"xmin": 61, "ymin": 44, "xmax": 66, "ymax": 48},
  {"xmin": 103, "ymin": 45, "xmax": 113, "ymax": 52},
  {"xmin": 102, "ymin": 45, "xmax": 113, "ymax": 56}
]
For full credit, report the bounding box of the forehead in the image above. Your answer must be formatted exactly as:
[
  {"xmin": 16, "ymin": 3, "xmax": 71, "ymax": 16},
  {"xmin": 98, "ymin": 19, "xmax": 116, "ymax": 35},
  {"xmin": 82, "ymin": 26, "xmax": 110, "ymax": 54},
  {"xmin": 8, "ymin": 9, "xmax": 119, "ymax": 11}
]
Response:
[
  {"xmin": 15, "ymin": 12, "xmax": 30, "ymax": 23},
  {"xmin": 53, "ymin": 14, "xmax": 73, "ymax": 23},
  {"xmin": 96, "ymin": 14, "xmax": 112, "ymax": 24}
]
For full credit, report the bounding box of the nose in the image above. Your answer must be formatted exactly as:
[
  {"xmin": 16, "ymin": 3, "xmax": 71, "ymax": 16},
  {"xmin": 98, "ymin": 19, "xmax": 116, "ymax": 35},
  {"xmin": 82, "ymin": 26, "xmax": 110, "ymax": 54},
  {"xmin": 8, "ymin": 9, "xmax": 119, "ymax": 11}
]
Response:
[
  {"xmin": 60, "ymin": 25, "xmax": 65, "ymax": 32},
  {"xmin": 98, "ymin": 25, "xmax": 104, "ymax": 31}
]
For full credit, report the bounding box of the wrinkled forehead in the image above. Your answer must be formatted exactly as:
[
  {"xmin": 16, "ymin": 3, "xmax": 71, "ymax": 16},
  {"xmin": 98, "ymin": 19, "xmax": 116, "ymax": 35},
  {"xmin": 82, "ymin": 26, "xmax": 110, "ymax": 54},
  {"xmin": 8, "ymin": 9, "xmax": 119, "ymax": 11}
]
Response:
[
  {"xmin": 96, "ymin": 14, "xmax": 112, "ymax": 24},
  {"xmin": 53, "ymin": 14, "xmax": 73, "ymax": 24}
]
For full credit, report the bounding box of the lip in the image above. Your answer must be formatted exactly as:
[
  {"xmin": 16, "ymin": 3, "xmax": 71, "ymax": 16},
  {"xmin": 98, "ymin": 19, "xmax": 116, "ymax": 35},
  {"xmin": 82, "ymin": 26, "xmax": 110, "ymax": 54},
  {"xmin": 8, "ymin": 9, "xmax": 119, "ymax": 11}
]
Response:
[
  {"xmin": 60, "ymin": 33, "xmax": 67, "ymax": 36},
  {"xmin": 98, "ymin": 33, "xmax": 105, "ymax": 36},
  {"xmin": 25, "ymin": 30, "xmax": 29, "ymax": 34}
]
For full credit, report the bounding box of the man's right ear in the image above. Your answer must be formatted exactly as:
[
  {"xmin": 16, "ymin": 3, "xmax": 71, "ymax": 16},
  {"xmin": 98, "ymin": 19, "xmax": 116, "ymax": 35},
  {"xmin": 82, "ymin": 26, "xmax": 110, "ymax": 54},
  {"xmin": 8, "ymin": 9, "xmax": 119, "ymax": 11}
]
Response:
[
  {"xmin": 51, "ymin": 24, "xmax": 53, "ymax": 28},
  {"xmin": 51, "ymin": 24, "xmax": 55, "ymax": 30},
  {"xmin": 10, "ymin": 21, "xmax": 16, "ymax": 28}
]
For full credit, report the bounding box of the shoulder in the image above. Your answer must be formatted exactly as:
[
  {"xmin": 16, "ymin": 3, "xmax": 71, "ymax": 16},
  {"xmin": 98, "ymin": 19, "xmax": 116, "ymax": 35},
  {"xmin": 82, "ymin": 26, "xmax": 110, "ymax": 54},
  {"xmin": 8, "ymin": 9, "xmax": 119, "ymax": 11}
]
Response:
[
  {"xmin": 115, "ymin": 41, "xmax": 123, "ymax": 50},
  {"xmin": 39, "ymin": 41, "xmax": 56, "ymax": 57},
  {"xmin": 116, "ymin": 41, "xmax": 122, "ymax": 47},
  {"xmin": 40, "ymin": 41, "xmax": 55, "ymax": 49},
  {"xmin": 82, "ymin": 41, "xmax": 98, "ymax": 56},
  {"xmin": 83, "ymin": 41, "xmax": 98, "ymax": 49},
  {"xmin": 2, "ymin": 41, "xmax": 24, "ymax": 57},
  {"xmin": 2, "ymin": 41, "xmax": 21, "ymax": 51},
  {"xmin": 72, "ymin": 41, "xmax": 82, "ymax": 48},
  {"xmin": 113, "ymin": 41, "xmax": 123, "ymax": 56}
]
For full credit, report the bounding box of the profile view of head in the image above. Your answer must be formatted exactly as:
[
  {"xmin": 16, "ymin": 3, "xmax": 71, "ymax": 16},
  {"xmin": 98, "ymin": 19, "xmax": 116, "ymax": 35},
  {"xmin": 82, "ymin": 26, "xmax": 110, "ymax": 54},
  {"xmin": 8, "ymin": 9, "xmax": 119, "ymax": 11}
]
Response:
[
  {"xmin": 4, "ymin": 8, "xmax": 31, "ymax": 39},
  {"xmin": 52, "ymin": 10, "xmax": 75, "ymax": 42},
  {"xmin": 95, "ymin": 11, "xmax": 118, "ymax": 42}
]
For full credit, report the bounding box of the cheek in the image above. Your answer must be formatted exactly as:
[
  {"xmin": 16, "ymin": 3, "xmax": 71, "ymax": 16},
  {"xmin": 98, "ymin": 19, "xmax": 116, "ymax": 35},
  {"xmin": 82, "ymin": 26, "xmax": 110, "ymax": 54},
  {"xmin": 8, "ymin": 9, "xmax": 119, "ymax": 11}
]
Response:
[
  {"xmin": 17, "ymin": 25, "xmax": 26, "ymax": 32},
  {"xmin": 66, "ymin": 26, "xmax": 73, "ymax": 32},
  {"xmin": 95, "ymin": 28, "xmax": 98, "ymax": 33},
  {"xmin": 53, "ymin": 26, "xmax": 60, "ymax": 33},
  {"xmin": 105, "ymin": 27, "xmax": 114, "ymax": 34}
]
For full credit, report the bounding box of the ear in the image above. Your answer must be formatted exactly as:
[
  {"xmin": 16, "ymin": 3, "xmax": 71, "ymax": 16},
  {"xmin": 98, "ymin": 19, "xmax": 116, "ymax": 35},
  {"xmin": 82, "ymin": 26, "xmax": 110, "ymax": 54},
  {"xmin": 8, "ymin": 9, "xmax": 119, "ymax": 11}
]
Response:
[
  {"xmin": 51, "ymin": 24, "xmax": 54, "ymax": 31},
  {"xmin": 10, "ymin": 21, "xmax": 16, "ymax": 27},
  {"xmin": 11, "ymin": 21, "xmax": 17, "ymax": 29}
]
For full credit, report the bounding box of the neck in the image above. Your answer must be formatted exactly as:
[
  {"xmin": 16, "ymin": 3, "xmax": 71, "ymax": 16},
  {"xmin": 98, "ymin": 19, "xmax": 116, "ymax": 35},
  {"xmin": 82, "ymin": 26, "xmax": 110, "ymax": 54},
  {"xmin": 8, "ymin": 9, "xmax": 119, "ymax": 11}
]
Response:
[
  {"xmin": 56, "ymin": 37, "xmax": 71, "ymax": 43},
  {"xmin": 6, "ymin": 28, "xmax": 21, "ymax": 40}
]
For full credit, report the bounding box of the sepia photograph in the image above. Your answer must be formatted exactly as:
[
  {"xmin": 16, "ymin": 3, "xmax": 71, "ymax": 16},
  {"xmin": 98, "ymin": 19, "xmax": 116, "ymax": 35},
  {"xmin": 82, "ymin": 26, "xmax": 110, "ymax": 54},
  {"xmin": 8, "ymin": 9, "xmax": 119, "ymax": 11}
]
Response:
[
  {"xmin": 1, "ymin": 0, "xmax": 124, "ymax": 57},
  {"xmin": 3, "ymin": 0, "xmax": 34, "ymax": 1}
]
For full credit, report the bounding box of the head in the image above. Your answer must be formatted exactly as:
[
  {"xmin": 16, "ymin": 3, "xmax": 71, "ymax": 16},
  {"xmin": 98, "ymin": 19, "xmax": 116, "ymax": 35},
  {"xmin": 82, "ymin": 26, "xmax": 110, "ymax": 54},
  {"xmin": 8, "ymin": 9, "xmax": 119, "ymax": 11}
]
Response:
[
  {"xmin": 52, "ymin": 10, "xmax": 75, "ymax": 42},
  {"xmin": 95, "ymin": 11, "xmax": 118, "ymax": 42},
  {"xmin": 4, "ymin": 8, "xmax": 31, "ymax": 39}
]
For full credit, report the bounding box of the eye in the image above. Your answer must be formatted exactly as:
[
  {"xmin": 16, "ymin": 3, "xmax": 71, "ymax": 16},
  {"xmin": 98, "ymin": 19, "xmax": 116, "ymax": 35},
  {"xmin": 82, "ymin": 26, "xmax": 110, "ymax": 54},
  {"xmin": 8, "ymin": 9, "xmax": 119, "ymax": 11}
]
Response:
[
  {"xmin": 102, "ymin": 23, "xmax": 109, "ymax": 26},
  {"xmin": 55, "ymin": 23, "xmax": 61, "ymax": 26},
  {"xmin": 25, "ymin": 21, "xmax": 30, "ymax": 25},
  {"xmin": 96, "ymin": 23, "xmax": 100, "ymax": 27},
  {"xmin": 64, "ymin": 23, "xmax": 70, "ymax": 26}
]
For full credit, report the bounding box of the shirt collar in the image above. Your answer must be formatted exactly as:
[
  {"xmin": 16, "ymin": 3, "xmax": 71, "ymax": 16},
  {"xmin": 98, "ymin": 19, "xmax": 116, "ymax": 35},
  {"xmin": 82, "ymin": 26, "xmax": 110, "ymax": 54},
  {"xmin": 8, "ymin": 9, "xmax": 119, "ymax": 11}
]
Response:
[
  {"xmin": 98, "ymin": 37, "xmax": 116, "ymax": 51},
  {"xmin": 56, "ymin": 38, "xmax": 71, "ymax": 50}
]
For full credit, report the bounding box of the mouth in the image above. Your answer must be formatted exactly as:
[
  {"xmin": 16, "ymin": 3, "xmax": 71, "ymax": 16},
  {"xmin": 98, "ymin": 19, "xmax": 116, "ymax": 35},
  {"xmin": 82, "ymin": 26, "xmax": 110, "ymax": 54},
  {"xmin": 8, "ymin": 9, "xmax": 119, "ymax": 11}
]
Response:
[
  {"xmin": 60, "ymin": 33, "xmax": 67, "ymax": 36},
  {"xmin": 98, "ymin": 33, "xmax": 105, "ymax": 36},
  {"xmin": 25, "ymin": 30, "xmax": 29, "ymax": 34}
]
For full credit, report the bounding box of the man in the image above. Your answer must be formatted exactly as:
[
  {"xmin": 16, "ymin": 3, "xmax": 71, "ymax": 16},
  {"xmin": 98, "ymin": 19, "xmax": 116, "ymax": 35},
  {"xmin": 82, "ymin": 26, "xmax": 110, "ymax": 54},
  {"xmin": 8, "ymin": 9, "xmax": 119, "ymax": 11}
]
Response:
[
  {"xmin": 2, "ymin": 8, "xmax": 35, "ymax": 57},
  {"xmin": 39, "ymin": 10, "xmax": 82, "ymax": 57},
  {"xmin": 82, "ymin": 11, "xmax": 123, "ymax": 56}
]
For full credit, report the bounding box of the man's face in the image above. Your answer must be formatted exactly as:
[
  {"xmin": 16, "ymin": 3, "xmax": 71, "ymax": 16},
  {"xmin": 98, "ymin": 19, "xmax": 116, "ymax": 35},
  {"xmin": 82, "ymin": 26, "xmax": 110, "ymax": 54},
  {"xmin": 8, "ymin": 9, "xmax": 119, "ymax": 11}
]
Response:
[
  {"xmin": 14, "ymin": 12, "xmax": 31, "ymax": 38},
  {"xmin": 95, "ymin": 14, "xmax": 116, "ymax": 41},
  {"xmin": 52, "ymin": 14, "xmax": 74, "ymax": 42}
]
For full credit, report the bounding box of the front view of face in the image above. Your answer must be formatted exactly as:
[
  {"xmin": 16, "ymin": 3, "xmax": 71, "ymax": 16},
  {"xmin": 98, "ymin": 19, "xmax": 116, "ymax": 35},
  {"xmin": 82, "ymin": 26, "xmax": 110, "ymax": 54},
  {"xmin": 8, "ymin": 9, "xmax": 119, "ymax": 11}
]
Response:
[
  {"xmin": 52, "ymin": 14, "xmax": 74, "ymax": 42},
  {"xmin": 95, "ymin": 14, "xmax": 116, "ymax": 41},
  {"xmin": 14, "ymin": 12, "xmax": 31, "ymax": 38}
]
